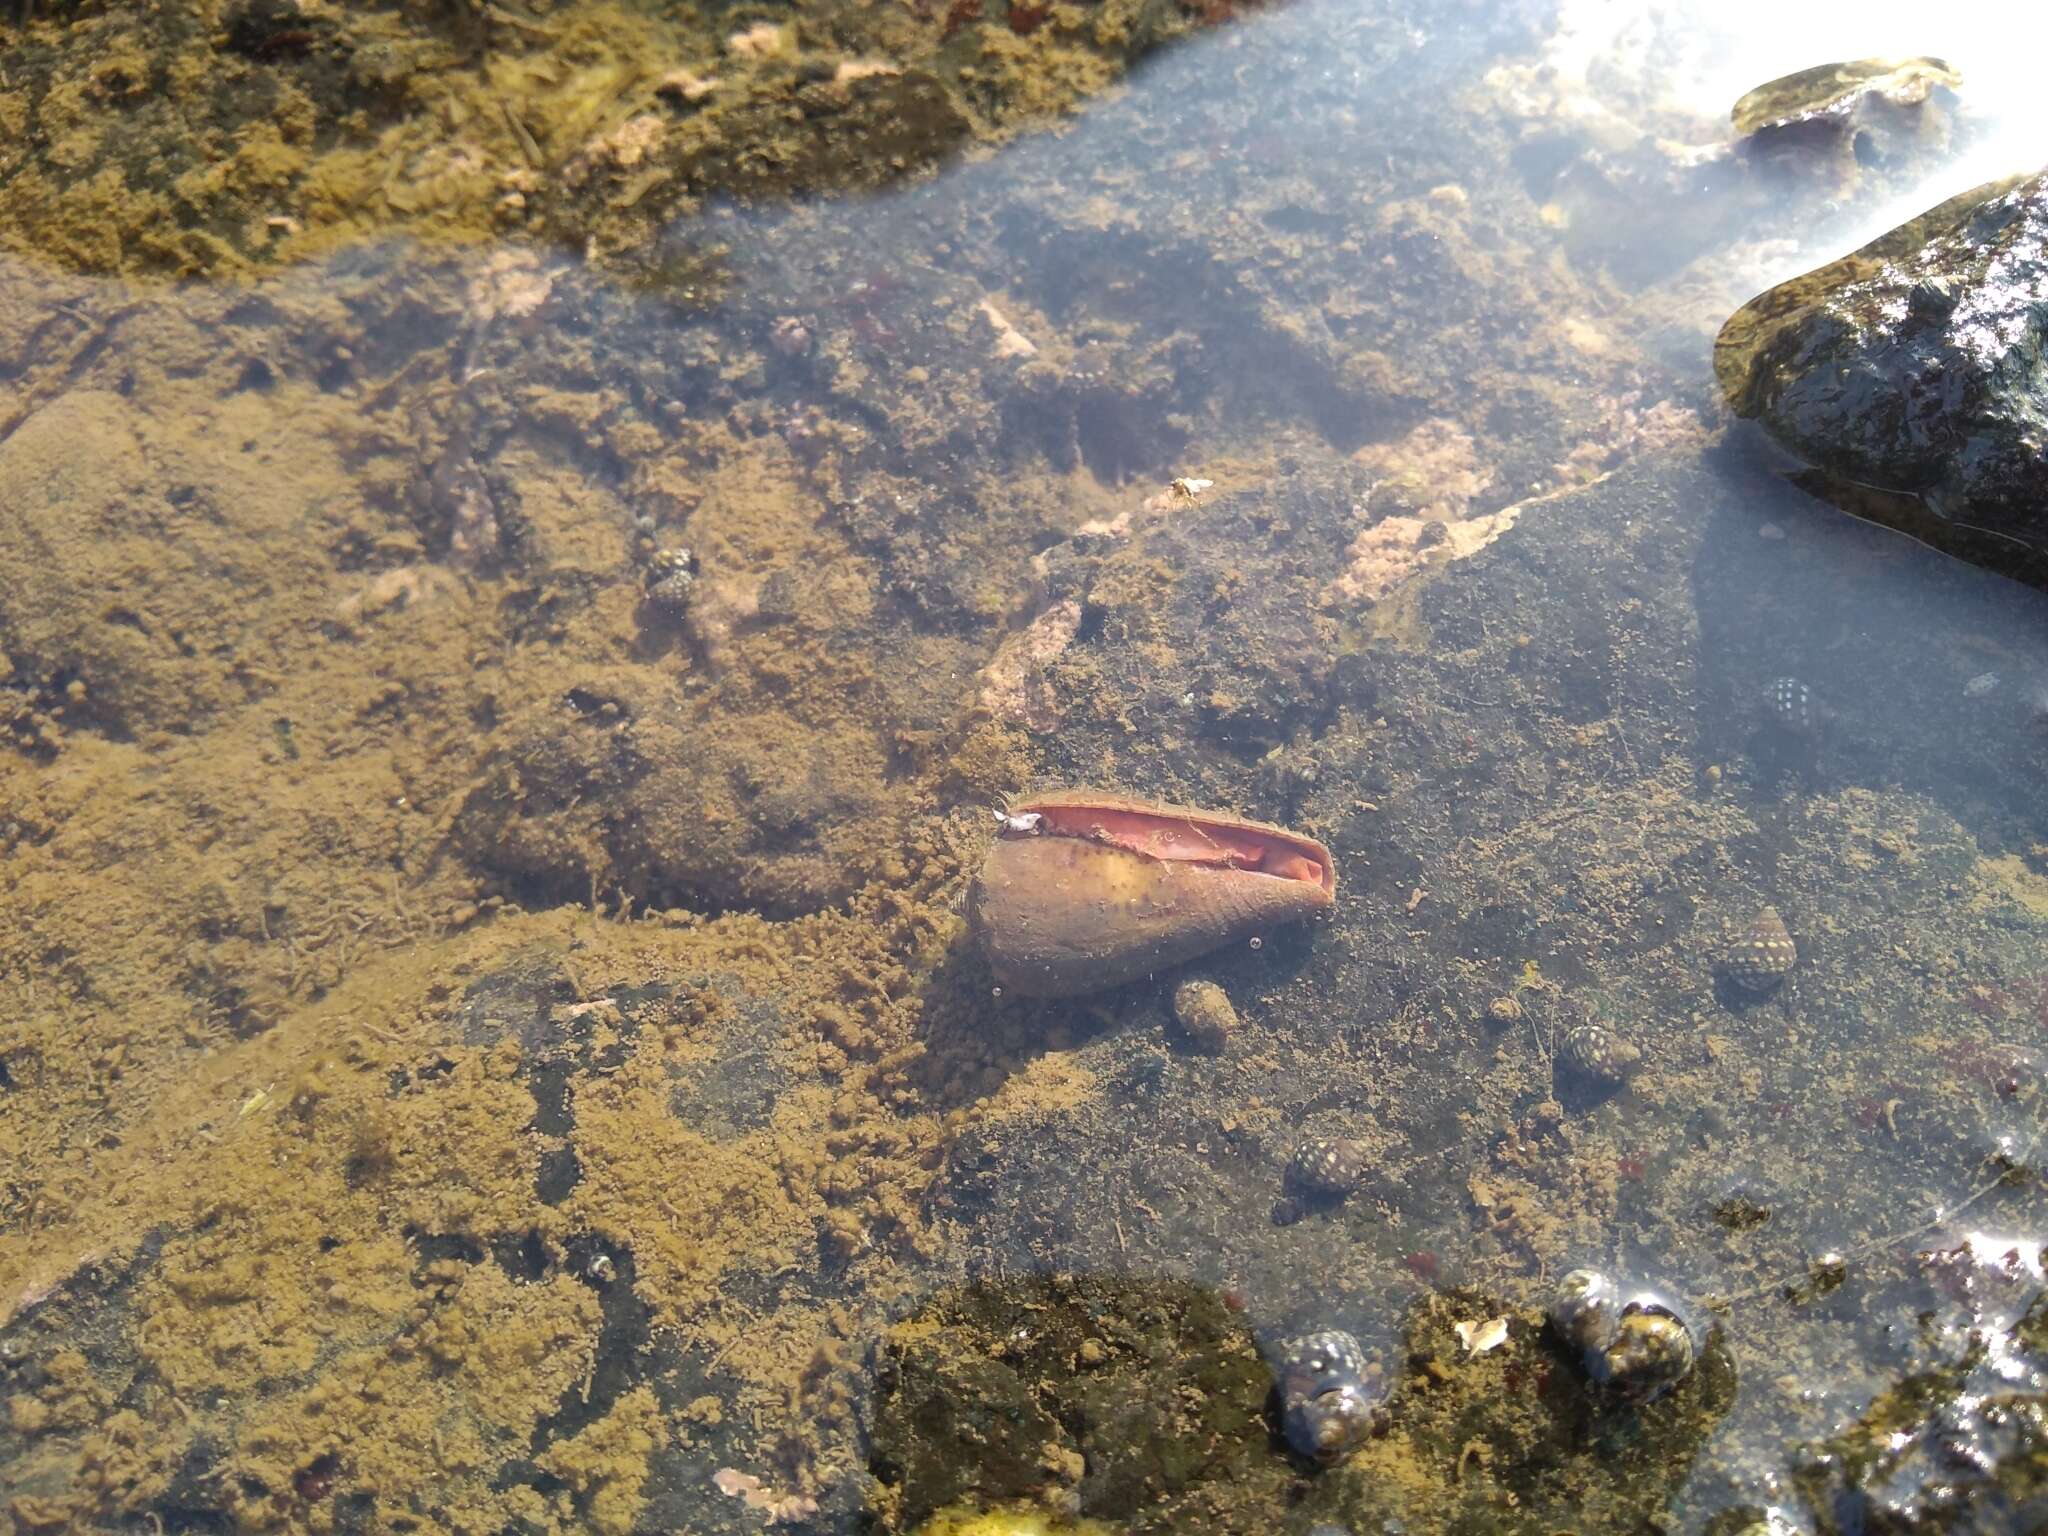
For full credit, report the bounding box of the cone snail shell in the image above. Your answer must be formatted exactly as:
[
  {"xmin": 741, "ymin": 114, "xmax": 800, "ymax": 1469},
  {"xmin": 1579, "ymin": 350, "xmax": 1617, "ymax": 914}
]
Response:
[{"xmin": 967, "ymin": 789, "xmax": 1337, "ymax": 998}]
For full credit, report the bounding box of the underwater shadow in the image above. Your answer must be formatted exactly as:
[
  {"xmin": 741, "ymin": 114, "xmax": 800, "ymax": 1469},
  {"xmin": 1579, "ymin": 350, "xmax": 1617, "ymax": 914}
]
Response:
[{"xmin": 1693, "ymin": 429, "xmax": 2048, "ymax": 863}]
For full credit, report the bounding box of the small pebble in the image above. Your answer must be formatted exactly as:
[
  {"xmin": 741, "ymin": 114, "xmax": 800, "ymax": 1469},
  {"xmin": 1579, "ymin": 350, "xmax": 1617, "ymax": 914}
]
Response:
[
  {"xmin": 768, "ymin": 315, "xmax": 813, "ymax": 357},
  {"xmin": 1172, "ymin": 978, "xmax": 1238, "ymax": 1051}
]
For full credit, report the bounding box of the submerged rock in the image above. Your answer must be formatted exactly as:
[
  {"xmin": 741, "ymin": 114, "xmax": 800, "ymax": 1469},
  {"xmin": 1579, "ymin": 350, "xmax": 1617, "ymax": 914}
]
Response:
[
  {"xmin": 1791, "ymin": 1235, "xmax": 2048, "ymax": 1533},
  {"xmin": 1730, "ymin": 57, "xmax": 1962, "ymax": 167},
  {"xmin": 866, "ymin": 1274, "xmax": 1288, "ymax": 1533},
  {"xmin": 1714, "ymin": 170, "xmax": 2048, "ymax": 564}
]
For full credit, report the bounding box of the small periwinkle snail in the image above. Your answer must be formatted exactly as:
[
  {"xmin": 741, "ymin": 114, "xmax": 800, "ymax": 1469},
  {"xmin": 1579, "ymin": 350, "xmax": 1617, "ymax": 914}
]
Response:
[
  {"xmin": 1558, "ymin": 1021, "xmax": 1641, "ymax": 1084},
  {"xmin": 1275, "ymin": 1329, "xmax": 1383, "ymax": 1464},
  {"xmin": 1285, "ymin": 1136, "xmax": 1369, "ymax": 1202},
  {"xmin": 1721, "ymin": 905, "xmax": 1796, "ymax": 992},
  {"xmin": 1546, "ymin": 1268, "xmax": 1696, "ymax": 1402},
  {"xmin": 1763, "ymin": 677, "xmax": 1815, "ymax": 738}
]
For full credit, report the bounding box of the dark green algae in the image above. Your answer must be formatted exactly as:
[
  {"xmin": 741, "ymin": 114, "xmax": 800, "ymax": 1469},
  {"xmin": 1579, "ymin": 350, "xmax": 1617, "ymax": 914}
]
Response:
[{"xmin": 867, "ymin": 1272, "xmax": 1736, "ymax": 1534}]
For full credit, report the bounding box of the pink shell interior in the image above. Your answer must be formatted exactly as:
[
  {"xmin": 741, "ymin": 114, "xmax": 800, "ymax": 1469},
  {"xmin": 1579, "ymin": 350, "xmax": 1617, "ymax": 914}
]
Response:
[{"xmin": 1023, "ymin": 799, "xmax": 1333, "ymax": 894}]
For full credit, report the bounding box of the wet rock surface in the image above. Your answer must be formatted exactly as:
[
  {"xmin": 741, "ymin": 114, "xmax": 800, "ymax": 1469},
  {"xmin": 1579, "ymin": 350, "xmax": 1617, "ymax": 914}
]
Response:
[
  {"xmin": 1716, "ymin": 169, "xmax": 2048, "ymax": 570},
  {"xmin": 1729, "ymin": 57, "xmax": 1963, "ymax": 168},
  {"xmin": 924, "ymin": 444, "xmax": 2048, "ymax": 1529},
  {"xmin": 1790, "ymin": 1236, "xmax": 2048, "ymax": 1534}
]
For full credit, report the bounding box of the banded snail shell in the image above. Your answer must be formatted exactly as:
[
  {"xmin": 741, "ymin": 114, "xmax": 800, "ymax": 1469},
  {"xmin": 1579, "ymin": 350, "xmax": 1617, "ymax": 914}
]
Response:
[{"xmin": 1722, "ymin": 905, "xmax": 1796, "ymax": 990}]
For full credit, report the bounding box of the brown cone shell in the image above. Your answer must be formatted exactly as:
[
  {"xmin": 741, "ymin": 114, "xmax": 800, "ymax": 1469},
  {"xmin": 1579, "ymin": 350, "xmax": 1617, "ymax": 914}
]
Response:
[{"xmin": 969, "ymin": 789, "xmax": 1337, "ymax": 998}]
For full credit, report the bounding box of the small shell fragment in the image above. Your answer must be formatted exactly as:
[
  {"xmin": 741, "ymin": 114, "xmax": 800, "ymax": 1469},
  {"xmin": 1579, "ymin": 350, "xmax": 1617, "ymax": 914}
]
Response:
[{"xmin": 1455, "ymin": 1315, "xmax": 1509, "ymax": 1355}]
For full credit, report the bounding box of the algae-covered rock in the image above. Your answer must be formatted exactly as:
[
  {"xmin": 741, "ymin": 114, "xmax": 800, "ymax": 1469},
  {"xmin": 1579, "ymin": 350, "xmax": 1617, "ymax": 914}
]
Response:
[
  {"xmin": 1790, "ymin": 1239, "xmax": 2048, "ymax": 1533},
  {"xmin": 868, "ymin": 1277, "xmax": 1738, "ymax": 1536},
  {"xmin": 1715, "ymin": 169, "xmax": 2048, "ymax": 564},
  {"xmin": 452, "ymin": 673, "xmax": 902, "ymax": 914},
  {"xmin": 0, "ymin": 0, "xmax": 1251, "ymax": 281},
  {"xmin": 0, "ymin": 388, "xmax": 329, "ymax": 740},
  {"xmin": 867, "ymin": 1274, "xmax": 1289, "ymax": 1535},
  {"xmin": 1730, "ymin": 57, "xmax": 1962, "ymax": 165},
  {"xmin": 909, "ymin": 1508, "xmax": 1118, "ymax": 1536}
]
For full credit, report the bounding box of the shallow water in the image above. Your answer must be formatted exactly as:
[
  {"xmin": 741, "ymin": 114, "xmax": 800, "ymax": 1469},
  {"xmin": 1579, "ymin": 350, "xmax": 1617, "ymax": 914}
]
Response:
[{"xmin": 4, "ymin": 1, "xmax": 2048, "ymax": 1532}]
